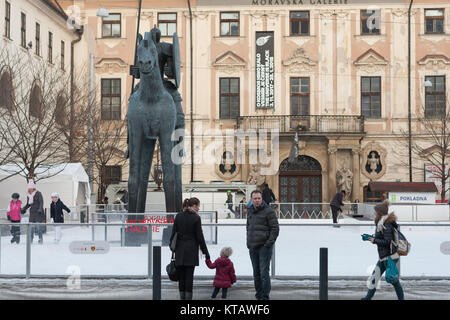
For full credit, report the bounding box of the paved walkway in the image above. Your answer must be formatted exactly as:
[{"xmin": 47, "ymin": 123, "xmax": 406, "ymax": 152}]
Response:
[{"xmin": 0, "ymin": 278, "xmax": 449, "ymax": 300}]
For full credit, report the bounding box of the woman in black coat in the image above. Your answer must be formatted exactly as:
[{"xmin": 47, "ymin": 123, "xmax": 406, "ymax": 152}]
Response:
[
  {"xmin": 170, "ymin": 197, "xmax": 210, "ymax": 300},
  {"xmin": 362, "ymin": 200, "xmax": 404, "ymax": 300}
]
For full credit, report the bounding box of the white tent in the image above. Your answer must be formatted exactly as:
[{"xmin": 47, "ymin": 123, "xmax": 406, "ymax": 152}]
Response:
[{"xmin": 0, "ymin": 163, "xmax": 91, "ymax": 209}]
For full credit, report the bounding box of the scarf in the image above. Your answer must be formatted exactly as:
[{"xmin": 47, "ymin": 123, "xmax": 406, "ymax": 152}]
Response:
[
  {"xmin": 376, "ymin": 215, "xmax": 388, "ymax": 232},
  {"xmin": 27, "ymin": 190, "xmax": 37, "ymax": 205}
]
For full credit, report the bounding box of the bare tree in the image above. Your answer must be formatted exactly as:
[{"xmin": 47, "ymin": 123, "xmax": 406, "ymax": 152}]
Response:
[
  {"xmin": 394, "ymin": 97, "xmax": 450, "ymax": 203},
  {"xmin": 91, "ymin": 109, "xmax": 128, "ymax": 202},
  {"xmin": 0, "ymin": 46, "xmax": 70, "ymax": 182}
]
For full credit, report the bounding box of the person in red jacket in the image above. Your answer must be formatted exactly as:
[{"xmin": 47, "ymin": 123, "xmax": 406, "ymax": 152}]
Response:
[
  {"xmin": 206, "ymin": 247, "xmax": 237, "ymax": 299},
  {"xmin": 6, "ymin": 193, "xmax": 23, "ymax": 244}
]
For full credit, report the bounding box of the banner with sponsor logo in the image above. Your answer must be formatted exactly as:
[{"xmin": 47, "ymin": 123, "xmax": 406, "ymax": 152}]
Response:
[{"xmin": 255, "ymin": 31, "xmax": 274, "ymax": 109}]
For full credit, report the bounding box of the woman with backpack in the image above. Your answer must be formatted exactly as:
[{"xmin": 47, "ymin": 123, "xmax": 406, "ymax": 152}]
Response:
[{"xmin": 362, "ymin": 200, "xmax": 404, "ymax": 300}]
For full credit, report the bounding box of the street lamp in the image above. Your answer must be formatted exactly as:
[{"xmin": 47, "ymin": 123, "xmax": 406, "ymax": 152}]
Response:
[
  {"xmin": 96, "ymin": 8, "xmax": 109, "ymax": 18},
  {"xmin": 87, "ymin": 7, "xmax": 110, "ymax": 204}
]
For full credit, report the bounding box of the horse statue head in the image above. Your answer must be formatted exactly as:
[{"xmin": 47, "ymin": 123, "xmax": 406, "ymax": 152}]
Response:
[{"xmin": 136, "ymin": 32, "xmax": 159, "ymax": 77}]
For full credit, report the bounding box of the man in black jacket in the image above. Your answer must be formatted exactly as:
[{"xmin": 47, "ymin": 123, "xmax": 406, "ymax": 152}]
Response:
[
  {"xmin": 330, "ymin": 190, "xmax": 346, "ymax": 225},
  {"xmin": 246, "ymin": 190, "xmax": 279, "ymax": 300}
]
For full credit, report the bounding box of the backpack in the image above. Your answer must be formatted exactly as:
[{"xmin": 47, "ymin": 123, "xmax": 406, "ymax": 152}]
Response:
[{"xmin": 392, "ymin": 227, "xmax": 411, "ymax": 256}]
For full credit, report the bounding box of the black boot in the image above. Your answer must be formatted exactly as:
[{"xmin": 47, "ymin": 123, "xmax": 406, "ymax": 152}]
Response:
[
  {"xmin": 185, "ymin": 292, "xmax": 193, "ymax": 300},
  {"xmin": 179, "ymin": 291, "xmax": 186, "ymax": 300}
]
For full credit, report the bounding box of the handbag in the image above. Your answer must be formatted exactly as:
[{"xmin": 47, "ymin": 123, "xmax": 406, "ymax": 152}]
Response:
[
  {"xmin": 169, "ymin": 232, "xmax": 178, "ymax": 252},
  {"xmin": 385, "ymin": 256, "xmax": 399, "ymax": 284},
  {"xmin": 166, "ymin": 252, "xmax": 178, "ymax": 282}
]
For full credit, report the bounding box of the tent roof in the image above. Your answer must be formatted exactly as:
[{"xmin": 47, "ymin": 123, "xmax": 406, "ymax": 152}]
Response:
[{"xmin": 0, "ymin": 163, "xmax": 89, "ymax": 182}]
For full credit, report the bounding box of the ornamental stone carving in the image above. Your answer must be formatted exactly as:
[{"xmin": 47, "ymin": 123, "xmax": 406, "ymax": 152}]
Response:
[
  {"xmin": 283, "ymin": 48, "xmax": 317, "ymax": 73},
  {"xmin": 336, "ymin": 168, "xmax": 353, "ymax": 201},
  {"xmin": 361, "ymin": 142, "xmax": 387, "ymax": 180},
  {"xmin": 354, "ymin": 49, "xmax": 388, "ymax": 73}
]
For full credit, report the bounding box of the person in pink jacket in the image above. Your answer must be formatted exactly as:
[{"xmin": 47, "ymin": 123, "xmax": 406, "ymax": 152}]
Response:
[
  {"xmin": 6, "ymin": 193, "xmax": 23, "ymax": 244},
  {"xmin": 205, "ymin": 247, "xmax": 237, "ymax": 299}
]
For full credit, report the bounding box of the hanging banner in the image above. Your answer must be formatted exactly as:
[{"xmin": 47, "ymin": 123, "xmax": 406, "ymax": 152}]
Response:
[{"xmin": 255, "ymin": 31, "xmax": 274, "ymax": 109}]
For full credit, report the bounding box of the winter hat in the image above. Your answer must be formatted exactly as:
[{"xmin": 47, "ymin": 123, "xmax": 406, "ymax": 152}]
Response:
[
  {"xmin": 374, "ymin": 200, "xmax": 390, "ymax": 215},
  {"xmin": 51, "ymin": 192, "xmax": 59, "ymax": 198},
  {"xmin": 11, "ymin": 193, "xmax": 20, "ymax": 199},
  {"xmin": 27, "ymin": 180, "xmax": 36, "ymax": 189}
]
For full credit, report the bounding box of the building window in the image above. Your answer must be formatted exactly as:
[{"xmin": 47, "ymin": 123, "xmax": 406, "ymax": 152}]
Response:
[
  {"xmin": 290, "ymin": 77, "xmax": 309, "ymax": 115},
  {"xmin": 361, "ymin": 77, "xmax": 381, "ymax": 118},
  {"xmin": 101, "ymin": 79, "xmax": 121, "ymax": 120},
  {"xmin": 29, "ymin": 83, "xmax": 42, "ymax": 118},
  {"xmin": 21, "ymin": 12, "xmax": 26, "ymax": 48},
  {"xmin": 102, "ymin": 13, "xmax": 121, "ymax": 38},
  {"xmin": 104, "ymin": 165, "xmax": 122, "ymax": 185},
  {"xmin": 35, "ymin": 23, "xmax": 40, "ymax": 56},
  {"xmin": 219, "ymin": 78, "xmax": 240, "ymax": 119},
  {"xmin": 4, "ymin": 1, "xmax": 10, "ymax": 39},
  {"xmin": 61, "ymin": 41, "xmax": 65, "ymax": 70},
  {"xmin": 55, "ymin": 94, "xmax": 66, "ymax": 126},
  {"xmin": 361, "ymin": 9, "xmax": 380, "ymax": 35},
  {"xmin": 48, "ymin": 32, "xmax": 53, "ymax": 63},
  {"xmin": 290, "ymin": 11, "xmax": 309, "ymax": 36},
  {"xmin": 220, "ymin": 12, "xmax": 239, "ymax": 36},
  {"xmin": 425, "ymin": 9, "xmax": 444, "ymax": 34},
  {"xmin": 425, "ymin": 76, "xmax": 446, "ymax": 118},
  {"xmin": 157, "ymin": 13, "xmax": 177, "ymax": 37},
  {"xmin": 0, "ymin": 68, "xmax": 13, "ymax": 109}
]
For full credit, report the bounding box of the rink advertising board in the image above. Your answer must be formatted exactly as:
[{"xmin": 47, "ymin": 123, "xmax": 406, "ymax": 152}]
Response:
[
  {"xmin": 69, "ymin": 241, "xmax": 110, "ymax": 254},
  {"xmin": 255, "ymin": 31, "xmax": 274, "ymax": 109}
]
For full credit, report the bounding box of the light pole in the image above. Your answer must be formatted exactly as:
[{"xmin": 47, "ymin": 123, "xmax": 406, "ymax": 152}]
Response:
[
  {"xmin": 408, "ymin": 0, "xmax": 413, "ymax": 182},
  {"xmin": 88, "ymin": 8, "xmax": 110, "ymax": 204}
]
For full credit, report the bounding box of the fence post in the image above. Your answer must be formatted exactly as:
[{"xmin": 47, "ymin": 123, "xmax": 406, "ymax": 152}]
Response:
[
  {"xmin": 271, "ymin": 243, "xmax": 276, "ymax": 278},
  {"xmin": 153, "ymin": 246, "xmax": 161, "ymax": 300},
  {"xmin": 291, "ymin": 203, "xmax": 294, "ymax": 219},
  {"xmin": 319, "ymin": 247, "xmax": 328, "ymax": 300},
  {"xmin": 148, "ymin": 226, "xmax": 153, "ymax": 279},
  {"xmin": 215, "ymin": 211, "xmax": 218, "ymax": 245},
  {"xmin": 26, "ymin": 224, "xmax": 31, "ymax": 279},
  {"xmin": 104, "ymin": 214, "xmax": 108, "ymax": 241}
]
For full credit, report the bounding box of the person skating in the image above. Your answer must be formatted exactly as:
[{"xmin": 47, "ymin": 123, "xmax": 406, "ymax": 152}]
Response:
[
  {"xmin": 206, "ymin": 247, "xmax": 237, "ymax": 299},
  {"xmin": 21, "ymin": 180, "xmax": 45, "ymax": 244},
  {"xmin": 226, "ymin": 190, "xmax": 235, "ymax": 218},
  {"xmin": 6, "ymin": 193, "xmax": 23, "ymax": 244},
  {"xmin": 169, "ymin": 197, "xmax": 210, "ymax": 300},
  {"xmin": 50, "ymin": 192, "xmax": 71, "ymax": 243},
  {"xmin": 246, "ymin": 190, "xmax": 279, "ymax": 300},
  {"xmin": 361, "ymin": 200, "xmax": 404, "ymax": 300},
  {"xmin": 262, "ymin": 183, "xmax": 276, "ymax": 205},
  {"xmin": 330, "ymin": 190, "xmax": 346, "ymax": 226}
]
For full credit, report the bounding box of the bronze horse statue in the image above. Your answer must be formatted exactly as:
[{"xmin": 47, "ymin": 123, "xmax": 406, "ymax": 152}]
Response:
[{"xmin": 127, "ymin": 32, "xmax": 181, "ymax": 218}]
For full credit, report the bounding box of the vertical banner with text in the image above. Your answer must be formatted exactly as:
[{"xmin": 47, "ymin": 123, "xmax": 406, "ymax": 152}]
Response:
[{"xmin": 256, "ymin": 31, "xmax": 274, "ymax": 109}]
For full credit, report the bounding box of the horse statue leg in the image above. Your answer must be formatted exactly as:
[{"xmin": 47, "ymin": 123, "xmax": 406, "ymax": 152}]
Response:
[
  {"xmin": 127, "ymin": 123, "xmax": 141, "ymax": 214},
  {"xmin": 137, "ymin": 138, "xmax": 156, "ymax": 213}
]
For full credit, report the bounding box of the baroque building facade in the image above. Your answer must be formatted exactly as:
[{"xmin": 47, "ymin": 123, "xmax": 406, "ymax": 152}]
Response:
[{"xmin": 59, "ymin": 0, "xmax": 450, "ymax": 203}]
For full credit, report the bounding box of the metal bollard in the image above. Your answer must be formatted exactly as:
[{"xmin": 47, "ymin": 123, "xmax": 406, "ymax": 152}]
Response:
[
  {"xmin": 153, "ymin": 246, "xmax": 161, "ymax": 300},
  {"xmin": 319, "ymin": 247, "xmax": 328, "ymax": 300}
]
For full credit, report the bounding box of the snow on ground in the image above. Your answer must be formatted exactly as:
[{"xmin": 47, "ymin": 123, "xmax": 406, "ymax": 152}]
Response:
[{"xmin": 1, "ymin": 218, "xmax": 450, "ymax": 277}]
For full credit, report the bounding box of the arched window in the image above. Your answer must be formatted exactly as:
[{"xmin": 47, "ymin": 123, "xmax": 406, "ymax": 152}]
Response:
[
  {"xmin": 29, "ymin": 82, "xmax": 43, "ymax": 118},
  {"xmin": 0, "ymin": 68, "xmax": 14, "ymax": 109},
  {"xmin": 55, "ymin": 93, "xmax": 67, "ymax": 126}
]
